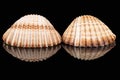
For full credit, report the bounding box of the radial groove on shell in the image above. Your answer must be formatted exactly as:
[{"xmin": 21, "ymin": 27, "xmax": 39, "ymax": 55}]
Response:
[
  {"xmin": 3, "ymin": 43, "xmax": 61, "ymax": 62},
  {"xmin": 62, "ymin": 42, "xmax": 115, "ymax": 60},
  {"xmin": 2, "ymin": 14, "xmax": 61, "ymax": 47},
  {"xmin": 62, "ymin": 15, "xmax": 116, "ymax": 47}
]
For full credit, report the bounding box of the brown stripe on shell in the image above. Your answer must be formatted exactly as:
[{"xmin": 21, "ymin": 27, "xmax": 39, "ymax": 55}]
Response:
[
  {"xmin": 100, "ymin": 24, "xmax": 110, "ymax": 45},
  {"xmin": 11, "ymin": 24, "xmax": 54, "ymax": 30},
  {"xmin": 92, "ymin": 17, "xmax": 100, "ymax": 47},
  {"xmin": 80, "ymin": 16, "xmax": 86, "ymax": 47},
  {"xmin": 85, "ymin": 16, "xmax": 92, "ymax": 47},
  {"xmin": 94, "ymin": 18, "xmax": 105, "ymax": 46},
  {"xmin": 73, "ymin": 18, "xmax": 79, "ymax": 46}
]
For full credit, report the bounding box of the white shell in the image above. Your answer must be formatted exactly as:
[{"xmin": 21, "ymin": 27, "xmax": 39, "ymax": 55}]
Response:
[
  {"xmin": 62, "ymin": 43, "xmax": 115, "ymax": 60},
  {"xmin": 62, "ymin": 15, "xmax": 116, "ymax": 47},
  {"xmin": 2, "ymin": 14, "xmax": 61, "ymax": 47},
  {"xmin": 3, "ymin": 43, "xmax": 61, "ymax": 62}
]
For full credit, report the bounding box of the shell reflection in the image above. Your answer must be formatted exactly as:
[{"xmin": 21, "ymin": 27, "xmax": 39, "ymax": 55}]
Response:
[
  {"xmin": 62, "ymin": 42, "xmax": 115, "ymax": 60},
  {"xmin": 3, "ymin": 43, "xmax": 61, "ymax": 62}
]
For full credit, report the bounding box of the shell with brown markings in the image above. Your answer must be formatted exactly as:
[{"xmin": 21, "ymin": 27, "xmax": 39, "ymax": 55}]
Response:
[
  {"xmin": 62, "ymin": 15, "xmax": 116, "ymax": 47},
  {"xmin": 2, "ymin": 14, "xmax": 61, "ymax": 47}
]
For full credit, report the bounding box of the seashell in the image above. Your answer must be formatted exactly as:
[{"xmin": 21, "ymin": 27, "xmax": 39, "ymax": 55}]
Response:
[
  {"xmin": 3, "ymin": 43, "xmax": 61, "ymax": 62},
  {"xmin": 2, "ymin": 14, "xmax": 61, "ymax": 47},
  {"xmin": 62, "ymin": 15, "xmax": 116, "ymax": 47},
  {"xmin": 62, "ymin": 42, "xmax": 115, "ymax": 60}
]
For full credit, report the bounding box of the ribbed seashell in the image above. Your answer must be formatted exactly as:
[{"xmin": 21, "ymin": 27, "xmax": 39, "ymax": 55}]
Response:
[
  {"xmin": 62, "ymin": 42, "xmax": 115, "ymax": 60},
  {"xmin": 3, "ymin": 43, "xmax": 61, "ymax": 62},
  {"xmin": 2, "ymin": 14, "xmax": 61, "ymax": 47},
  {"xmin": 62, "ymin": 15, "xmax": 116, "ymax": 47}
]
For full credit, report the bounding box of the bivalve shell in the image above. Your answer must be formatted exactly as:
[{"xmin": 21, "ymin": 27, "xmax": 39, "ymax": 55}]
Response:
[
  {"xmin": 62, "ymin": 15, "xmax": 116, "ymax": 47},
  {"xmin": 2, "ymin": 14, "xmax": 61, "ymax": 47}
]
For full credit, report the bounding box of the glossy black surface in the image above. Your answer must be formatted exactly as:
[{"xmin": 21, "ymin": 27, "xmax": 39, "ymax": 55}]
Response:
[{"xmin": 0, "ymin": 0, "xmax": 119, "ymax": 77}]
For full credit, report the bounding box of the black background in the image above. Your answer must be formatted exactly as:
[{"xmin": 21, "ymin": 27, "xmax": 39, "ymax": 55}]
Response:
[{"xmin": 0, "ymin": 0, "xmax": 119, "ymax": 78}]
